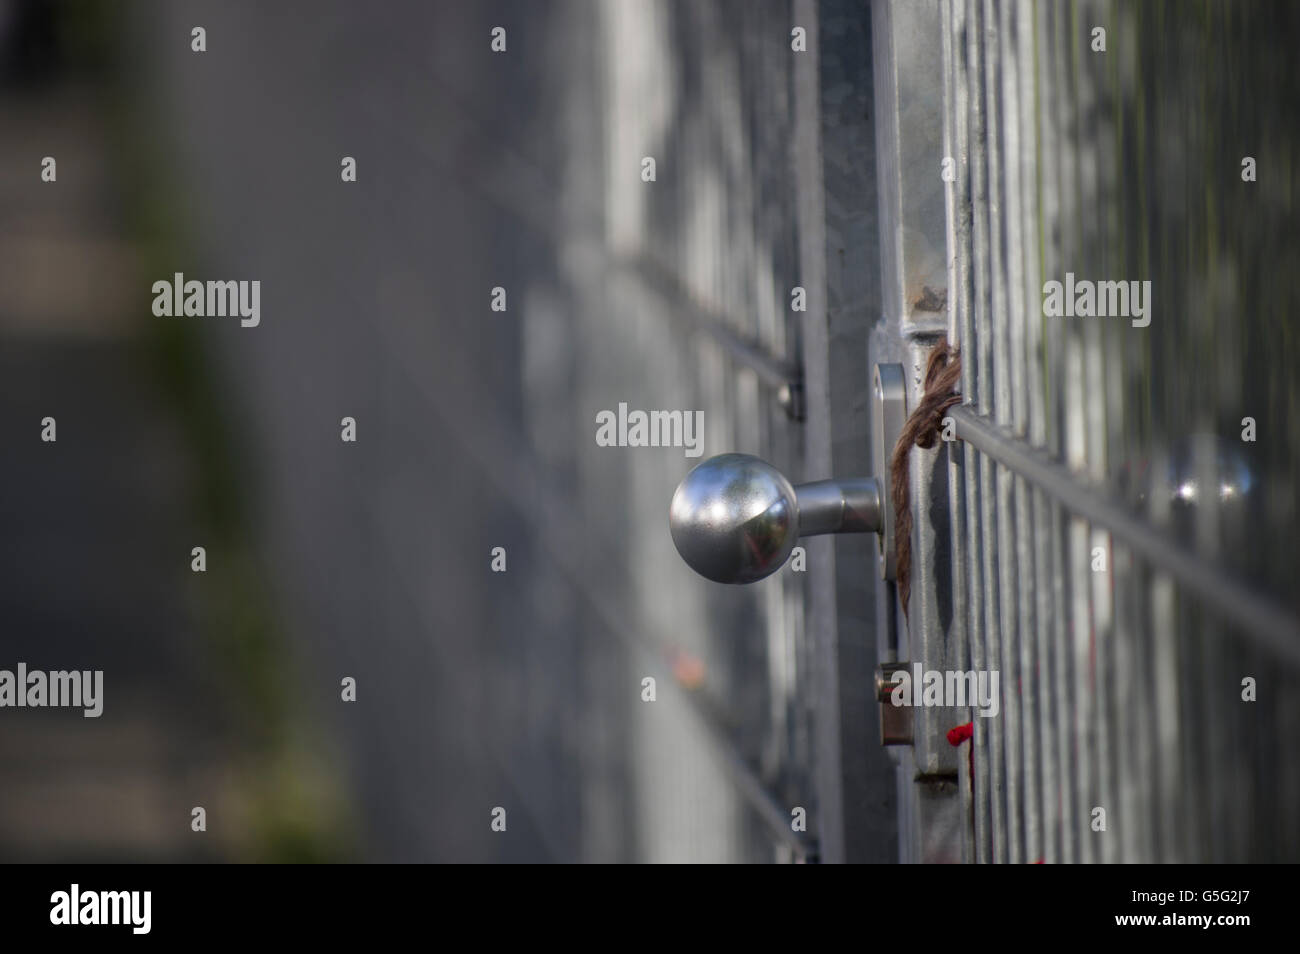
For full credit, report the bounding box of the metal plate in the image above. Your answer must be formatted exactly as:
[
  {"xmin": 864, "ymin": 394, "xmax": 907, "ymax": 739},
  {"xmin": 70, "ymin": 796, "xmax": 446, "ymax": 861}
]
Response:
[{"xmin": 872, "ymin": 362, "xmax": 907, "ymax": 580}]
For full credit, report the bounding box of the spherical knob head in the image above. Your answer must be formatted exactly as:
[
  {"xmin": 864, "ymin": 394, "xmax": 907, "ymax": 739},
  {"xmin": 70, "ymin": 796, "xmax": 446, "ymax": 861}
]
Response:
[{"xmin": 669, "ymin": 454, "xmax": 799, "ymax": 584}]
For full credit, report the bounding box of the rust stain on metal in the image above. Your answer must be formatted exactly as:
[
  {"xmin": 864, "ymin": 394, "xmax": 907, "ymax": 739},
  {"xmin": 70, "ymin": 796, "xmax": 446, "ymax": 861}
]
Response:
[{"xmin": 912, "ymin": 285, "xmax": 947, "ymax": 313}]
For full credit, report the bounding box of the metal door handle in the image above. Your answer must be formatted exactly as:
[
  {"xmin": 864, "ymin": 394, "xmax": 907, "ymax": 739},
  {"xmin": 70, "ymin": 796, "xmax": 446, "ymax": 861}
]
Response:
[
  {"xmin": 668, "ymin": 362, "xmax": 907, "ymax": 585},
  {"xmin": 669, "ymin": 454, "xmax": 881, "ymax": 583}
]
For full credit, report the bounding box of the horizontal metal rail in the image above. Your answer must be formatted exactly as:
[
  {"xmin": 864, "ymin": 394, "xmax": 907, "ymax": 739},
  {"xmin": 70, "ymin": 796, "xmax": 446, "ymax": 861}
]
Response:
[
  {"xmin": 621, "ymin": 254, "xmax": 801, "ymax": 393},
  {"xmin": 950, "ymin": 405, "xmax": 1300, "ymax": 666},
  {"xmin": 353, "ymin": 81, "xmax": 803, "ymax": 403}
]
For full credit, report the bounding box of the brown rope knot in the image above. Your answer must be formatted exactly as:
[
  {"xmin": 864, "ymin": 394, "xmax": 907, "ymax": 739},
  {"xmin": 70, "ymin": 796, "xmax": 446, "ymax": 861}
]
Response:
[{"xmin": 890, "ymin": 336, "xmax": 962, "ymax": 620}]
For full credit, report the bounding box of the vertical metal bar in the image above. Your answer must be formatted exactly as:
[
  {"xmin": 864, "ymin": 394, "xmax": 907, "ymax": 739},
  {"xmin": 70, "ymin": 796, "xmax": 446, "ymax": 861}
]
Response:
[
  {"xmin": 1172, "ymin": 591, "xmax": 1197, "ymax": 861},
  {"xmin": 1124, "ymin": 2, "xmax": 1161, "ymax": 863},
  {"xmin": 1089, "ymin": 518, "xmax": 1116, "ymax": 864},
  {"xmin": 1180, "ymin": 594, "xmax": 1207, "ymax": 861},
  {"xmin": 1190, "ymin": 52, "xmax": 1228, "ymax": 858},
  {"xmin": 956, "ymin": 0, "xmax": 992, "ymax": 850},
  {"xmin": 1227, "ymin": 632, "xmax": 1253, "ymax": 863},
  {"xmin": 999, "ymin": 0, "xmax": 1046, "ymax": 866},
  {"xmin": 945, "ymin": 0, "xmax": 991, "ymax": 866},
  {"xmin": 1072, "ymin": 0, "xmax": 1113, "ymax": 865},
  {"xmin": 1018, "ymin": 0, "xmax": 1045, "ymax": 457},
  {"xmin": 941, "ymin": 0, "xmax": 976, "ymax": 865},
  {"xmin": 945, "ymin": 0, "xmax": 972, "ymax": 373},
  {"xmin": 1027, "ymin": 483, "xmax": 1054, "ymax": 862},
  {"xmin": 966, "ymin": 0, "xmax": 1007, "ymax": 865},
  {"xmin": 1005, "ymin": 0, "xmax": 1045, "ymax": 865},
  {"xmin": 1112, "ymin": 541, "xmax": 1142, "ymax": 862},
  {"xmin": 1032, "ymin": 0, "xmax": 1066, "ymax": 865},
  {"xmin": 1129, "ymin": 560, "xmax": 1157, "ymax": 861},
  {"xmin": 1053, "ymin": 0, "xmax": 1095, "ymax": 865},
  {"xmin": 948, "ymin": 449, "xmax": 973, "ymax": 861},
  {"xmin": 1096, "ymin": 0, "xmax": 1136, "ymax": 863},
  {"xmin": 984, "ymin": 0, "xmax": 1027, "ymax": 867},
  {"xmin": 1102, "ymin": 6, "xmax": 1130, "ymax": 866},
  {"xmin": 1200, "ymin": 608, "xmax": 1227, "ymax": 861},
  {"xmin": 1038, "ymin": 0, "xmax": 1079, "ymax": 864},
  {"xmin": 966, "ymin": 461, "xmax": 992, "ymax": 864},
  {"xmin": 1021, "ymin": 0, "xmax": 1064, "ymax": 866},
  {"xmin": 1151, "ymin": 568, "xmax": 1183, "ymax": 860},
  {"xmin": 1067, "ymin": 515, "xmax": 1094, "ymax": 864},
  {"xmin": 1047, "ymin": 502, "xmax": 1074, "ymax": 862}
]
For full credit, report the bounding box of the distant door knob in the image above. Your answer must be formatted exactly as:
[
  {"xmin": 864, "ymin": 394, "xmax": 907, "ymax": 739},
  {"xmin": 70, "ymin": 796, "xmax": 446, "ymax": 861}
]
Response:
[{"xmin": 669, "ymin": 453, "xmax": 883, "ymax": 584}]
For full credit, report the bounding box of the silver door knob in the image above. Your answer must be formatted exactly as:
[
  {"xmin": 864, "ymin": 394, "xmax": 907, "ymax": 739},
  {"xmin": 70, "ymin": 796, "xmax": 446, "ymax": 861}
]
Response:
[{"xmin": 669, "ymin": 453, "xmax": 882, "ymax": 584}]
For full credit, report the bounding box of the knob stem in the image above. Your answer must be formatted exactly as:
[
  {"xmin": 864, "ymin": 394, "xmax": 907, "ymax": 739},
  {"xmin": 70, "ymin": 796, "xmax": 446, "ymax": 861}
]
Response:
[{"xmin": 795, "ymin": 477, "xmax": 882, "ymax": 536}]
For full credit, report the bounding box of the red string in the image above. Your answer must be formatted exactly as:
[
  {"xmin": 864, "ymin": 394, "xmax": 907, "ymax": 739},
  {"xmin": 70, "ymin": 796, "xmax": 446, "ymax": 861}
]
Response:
[
  {"xmin": 947, "ymin": 721, "xmax": 974, "ymax": 797},
  {"xmin": 948, "ymin": 721, "xmax": 1046, "ymax": 863}
]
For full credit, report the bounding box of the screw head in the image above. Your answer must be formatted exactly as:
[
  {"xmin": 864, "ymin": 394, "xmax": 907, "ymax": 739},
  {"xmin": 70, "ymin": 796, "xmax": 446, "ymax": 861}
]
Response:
[{"xmin": 669, "ymin": 454, "xmax": 798, "ymax": 584}]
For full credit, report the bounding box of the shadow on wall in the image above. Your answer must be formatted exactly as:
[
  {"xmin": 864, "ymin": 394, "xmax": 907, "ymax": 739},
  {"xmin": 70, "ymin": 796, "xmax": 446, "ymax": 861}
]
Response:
[{"xmin": 0, "ymin": 0, "xmax": 353, "ymax": 862}]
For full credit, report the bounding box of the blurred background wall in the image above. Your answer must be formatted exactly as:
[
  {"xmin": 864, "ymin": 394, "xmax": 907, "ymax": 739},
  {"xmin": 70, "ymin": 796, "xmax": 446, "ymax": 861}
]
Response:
[{"xmin": 1, "ymin": 0, "xmax": 893, "ymax": 862}]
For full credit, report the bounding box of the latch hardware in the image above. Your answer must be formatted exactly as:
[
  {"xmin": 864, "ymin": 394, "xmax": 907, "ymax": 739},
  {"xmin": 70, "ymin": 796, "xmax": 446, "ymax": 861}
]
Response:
[{"xmin": 668, "ymin": 363, "xmax": 907, "ymax": 585}]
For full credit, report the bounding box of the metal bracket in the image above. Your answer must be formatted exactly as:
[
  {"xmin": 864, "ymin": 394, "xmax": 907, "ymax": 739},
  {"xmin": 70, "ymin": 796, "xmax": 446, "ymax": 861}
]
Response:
[
  {"xmin": 875, "ymin": 661, "xmax": 914, "ymax": 746},
  {"xmin": 871, "ymin": 362, "xmax": 907, "ymax": 580}
]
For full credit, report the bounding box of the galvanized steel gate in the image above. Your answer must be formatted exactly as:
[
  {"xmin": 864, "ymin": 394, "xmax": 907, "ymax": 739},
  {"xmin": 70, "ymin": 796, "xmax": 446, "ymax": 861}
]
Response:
[{"xmin": 870, "ymin": 0, "xmax": 1300, "ymax": 863}]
